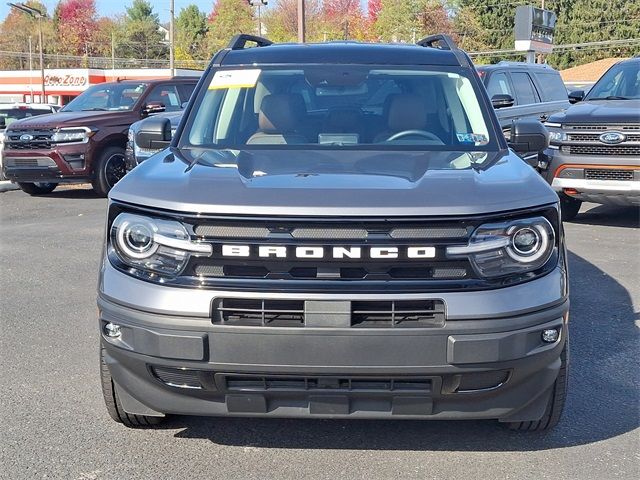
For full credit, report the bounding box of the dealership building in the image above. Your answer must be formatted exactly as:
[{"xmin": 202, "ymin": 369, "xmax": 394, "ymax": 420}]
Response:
[{"xmin": 0, "ymin": 68, "xmax": 201, "ymax": 105}]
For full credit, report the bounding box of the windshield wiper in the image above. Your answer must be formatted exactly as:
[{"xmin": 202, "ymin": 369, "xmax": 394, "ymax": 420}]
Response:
[
  {"xmin": 81, "ymin": 108, "xmax": 107, "ymax": 111},
  {"xmin": 589, "ymin": 95, "xmax": 630, "ymax": 100}
]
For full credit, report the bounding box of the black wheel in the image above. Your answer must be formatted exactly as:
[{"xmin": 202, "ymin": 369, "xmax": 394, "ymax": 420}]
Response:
[
  {"xmin": 92, "ymin": 146, "xmax": 127, "ymax": 197},
  {"xmin": 559, "ymin": 193, "xmax": 582, "ymax": 222},
  {"xmin": 100, "ymin": 347, "xmax": 164, "ymax": 428},
  {"xmin": 507, "ymin": 341, "xmax": 568, "ymax": 432},
  {"xmin": 17, "ymin": 182, "xmax": 57, "ymax": 195}
]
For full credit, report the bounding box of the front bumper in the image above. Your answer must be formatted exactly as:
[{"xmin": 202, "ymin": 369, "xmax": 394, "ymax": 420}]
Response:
[
  {"xmin": 541, "ymin": 148, "xmax": 640, "ymax": 206},
  {"xmin": 2, "ymin": 145, "xmax": 90, "ymax": 183},
  {"xmin": 99, "ymin": 264, "xmax": 569, "ymax": 421}
]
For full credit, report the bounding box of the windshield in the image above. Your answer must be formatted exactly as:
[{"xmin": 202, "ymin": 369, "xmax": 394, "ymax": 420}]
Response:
[
  {"xmin": 62, "ymin": 83, "xmax": 147, "ymax": 112},
  {"xmin": 586, "ymin": 61, "xmax": 640, "ymax": 100},
  {"xmin": 182, "ymin": 66, "xmax": 495, "ymax": 151},
  {"xmin": 0, "ymin": 107, "xmax": 52, "ymax": 129}
]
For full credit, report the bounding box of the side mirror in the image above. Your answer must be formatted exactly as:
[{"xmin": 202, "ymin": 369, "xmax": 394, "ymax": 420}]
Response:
[
  {"xmin": 135, "ymin": 117, "xmax": 172, "ymax": 150},
  {"xmin": 509, "ymin": 119, "xmax": 549, "ymax": 154},
  {"xmin": 142, "ymin": 102, "xmax": 166, "ymax": 116},
  {"xmin": 491, "ymin": 94, "xmax": 515, "ymax": 109},
  {"xmin": 568, "ymin": 90, "xmax": 584, "ymax": 104},
  {"xmin": 0, "ymin": 117, "xmax": 5, "ymax": 130}
]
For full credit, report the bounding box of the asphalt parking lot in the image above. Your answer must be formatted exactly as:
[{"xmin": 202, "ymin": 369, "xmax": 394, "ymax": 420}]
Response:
[{"xmin": 0, "ymin": 186, "xmax": 638, "ymax": 480}]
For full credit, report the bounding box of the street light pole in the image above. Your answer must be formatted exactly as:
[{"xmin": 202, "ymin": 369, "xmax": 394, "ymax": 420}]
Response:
[
  {"xmin": 7, "ymin": 2, "xmax": 46, "ymax": 103},
  {"xmin": 169, "ymin": 0, "xmax": 175, "ymax": 76},
  {"xmin": 247, "ymin": 1, "xmax": 267, "ymax": 38}
]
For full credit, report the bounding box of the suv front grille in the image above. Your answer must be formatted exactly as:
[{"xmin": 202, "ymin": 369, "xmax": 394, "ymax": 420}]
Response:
[
  {"xmin": 585, "ymin": 169, "xmax": 634, "ymax": 181},
  {"xmin": 564, "ymin": 145, "xmax": 640, "ymax": 156},
  {"xmin": 213, "ymin": 298, "xmax": 446, "ymax": 328},
  {"xmin": 188, "ymin": 219, "xmax": 475, "ymax": 282},
  {"xmin": 5, "ymin": 129, "xmax": 54, "ymax": 150}
]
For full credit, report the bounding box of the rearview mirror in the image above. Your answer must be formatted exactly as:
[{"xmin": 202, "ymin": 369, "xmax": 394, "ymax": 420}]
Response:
[
  {"xmin": 142, "ymin": 102, "xmax": 166, "ymax": 116},
  {"xmin": 136, "ymin": 117, "xmax": 172, "ymax": 150},
  {"xmin": 509, "ymin": 119, "xmax": 549, "ymax": 154},
  {"xmin": 491, "ymin": 94, "xmax": 515, "ymax": 109},
  {"xmin": 568, "ymin": 90, "xmax": 584, "ymax": 104}
]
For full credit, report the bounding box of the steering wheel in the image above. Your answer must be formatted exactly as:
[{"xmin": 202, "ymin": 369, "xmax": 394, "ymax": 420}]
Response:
[{"xmin": 386, "ymin": 130, "xmax": 442, "ymax": 142}]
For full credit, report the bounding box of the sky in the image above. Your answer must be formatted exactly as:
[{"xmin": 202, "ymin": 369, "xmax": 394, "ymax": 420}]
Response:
[{"xmin": 0, "ymin": 1, "xmax": 370, "ymax": 24}]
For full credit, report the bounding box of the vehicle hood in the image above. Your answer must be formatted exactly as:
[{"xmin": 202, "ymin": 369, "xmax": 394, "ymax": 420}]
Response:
[
  {"xmin": 548, "ymin": 99, "xmax": 640, "ymax": 125},
  {"xmin": 110, "ymin": 149, "xmax": 558, "ymax": 217},
  {"xmin": 6, "ymin": 110, "xmax": 137, "ymax": 130}
]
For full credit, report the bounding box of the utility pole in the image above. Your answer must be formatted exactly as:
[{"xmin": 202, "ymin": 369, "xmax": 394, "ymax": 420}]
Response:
[
  {"xmin": 111, "ymin": 32, "xmax": 116, "ymax": 72},
  {"xmin": 169, "ymin": 0, "xmax": 175, "ymax": 76},
  {"xmin": 8, "ymin": 3, "xmax": 46, "ymax": 103},
  {"xmin": 28, "ymin": 36, "xmax": 33, "ymax": 103},
  {"xmin": 297, "ymin": 0, "xmax": 305, "ymax": 43}
]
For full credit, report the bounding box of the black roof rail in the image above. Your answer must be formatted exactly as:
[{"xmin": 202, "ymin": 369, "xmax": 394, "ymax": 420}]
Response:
[
  {"xmin": 416, "ymin": 33, "xmax": 470, "ymax": 68},
  {"xmin": 227, "ymin": 34, "xmax": 273, "ymax": 50}
]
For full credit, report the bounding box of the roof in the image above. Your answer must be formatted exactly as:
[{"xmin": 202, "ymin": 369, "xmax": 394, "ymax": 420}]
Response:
[
  {"xmin": 0, "ymin": 102, "xmax": 55, "ymax": 109},
  {"xmin": 112, "ymin": 77, "xmax": 199, "ymax": 85},
  {"xmin": 221, "ymin": 42, "xmax": 463, "ymax": 67},
  {"xmin": 476, "ymin": 61, "xmax": 557, "ymax": 72},
  {"xmin": 560, "ymin": 57, "xmax": 629, "ymax": 83}
]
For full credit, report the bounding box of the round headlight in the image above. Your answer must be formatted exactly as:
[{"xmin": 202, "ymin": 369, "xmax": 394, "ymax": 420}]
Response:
[
  {"xmin": 115, "ymin": 218, "xmax": 158, "ymax": 259},
  {"xmin": 506, "ymin": 221, "xmax": 553, "ymax": 264},
  {"xmin": 512, "ymin": 227, "xmax": 540, "ymax": 255}
]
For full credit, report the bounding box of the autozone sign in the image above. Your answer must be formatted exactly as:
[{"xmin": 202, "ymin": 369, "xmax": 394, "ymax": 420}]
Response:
[{"xmin": 44, "ymin": 74, "xmax": 88, "ymax": 87}]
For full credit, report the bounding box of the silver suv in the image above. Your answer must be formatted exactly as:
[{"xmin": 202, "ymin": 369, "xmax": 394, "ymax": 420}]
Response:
[{"xmin": 98, "ymin": 35, "xmax": 569, "ymax": 431}]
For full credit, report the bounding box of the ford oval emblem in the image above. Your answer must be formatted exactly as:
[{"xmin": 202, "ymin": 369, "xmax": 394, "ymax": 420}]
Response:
[
  {"xmin": 20, "ymin": 134, "xmax": 34, "ymax": 142},
  {"xmin": 599, "ymin": 132, "xmax": 626, "ymax": 144}
]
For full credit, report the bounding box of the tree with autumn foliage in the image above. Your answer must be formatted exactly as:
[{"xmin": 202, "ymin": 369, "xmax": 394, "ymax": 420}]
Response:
[
  {"xmin": 263, "ymin": 0, "xmax": 323, "ymax": 43},
  {"xmin": 322, "ymin": 0, "xmax": 368, "ymax": 41},
  {"xmin": 0, "ymin": 1, "xmax": 56, "ymax": 69},
  {"xmin": 175, "ymin": 5, "xmax": 208, "ymax": 62},
  {"xmin": 205, "ymin": 0, "xmax": 255, "ymax": 53},
  {"xmin": 375, "ymin": 0, "xmax": 453, "ymax": 43},
  {"xmin": 53, "ymin": 0, "xmax": 98, "ymax": 57}
]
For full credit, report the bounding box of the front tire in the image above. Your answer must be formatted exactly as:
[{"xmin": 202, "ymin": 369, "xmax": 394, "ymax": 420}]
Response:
[
  {"xmin": 100, "ymin": 347, "xmax": 164, "ymax": 428},
  {"xmin": 92, "ymin": 146, "xmax": 127, "ymax": 197},
  {"xmin": 17, "ymin": 182, "xmax": 57, "ymax": 195},
  {"xmin": 559, "ymin": 193, "xmax": 582, "ymax": 222},
  {"xmin": 507, "ymin": 341, "xmax": 568, "ymax": 432}
]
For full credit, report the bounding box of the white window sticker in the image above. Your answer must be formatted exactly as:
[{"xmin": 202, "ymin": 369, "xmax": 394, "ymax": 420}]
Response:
[
  {"xmin": 456, "ymin": 133, "xmax": 489, "ymax": 146},
  {"xmin": 209, "ymin": 69, "xmax": 261, "ymax": 90}
]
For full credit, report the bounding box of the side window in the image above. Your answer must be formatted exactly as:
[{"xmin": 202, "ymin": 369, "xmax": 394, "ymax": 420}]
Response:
[
  {"xmin": 533, "ymin": 72, "xmax": 568, "ymax": 101},
  {"xmin": 178, "ymin": 83, "xmax": 197, "ymax": 105},
  {"xmin": 486, "ymin": 72, "xmax": 514, "ymax": 99},
  {"xmin": 511, "ymin": 72, "xmax": 540, "ymax": 105},
  {"xmin": 146, "ymin": 85, "xmax": 182, "ymax": 112}
]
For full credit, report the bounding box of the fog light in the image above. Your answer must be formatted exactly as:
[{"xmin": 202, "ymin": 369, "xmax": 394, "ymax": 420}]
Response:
[
  {"xmin": 542, "ymin": 328, "xmax": 559, "ymax": 343},
  {"xmin": 104, "ymin": 322, "xmax": 121, "ymax": 338}
]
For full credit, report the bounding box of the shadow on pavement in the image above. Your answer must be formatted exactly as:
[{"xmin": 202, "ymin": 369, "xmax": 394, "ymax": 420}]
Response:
[
  {"xmin": 41, "ymin": 186, "xmax": 102, "ymax": 199},
  {"xmin": 569, "ymin": 204, "xmax": 639, "ymax": 229},
  {"xmin": 160, "ymin": 249, "xmax": 639, "ymax": 451}
]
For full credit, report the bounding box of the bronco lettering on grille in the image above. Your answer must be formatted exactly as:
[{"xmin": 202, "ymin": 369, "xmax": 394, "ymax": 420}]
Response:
[{"xmin": 220, "ymin": 245, "xmax": 436, "ymax": 259}]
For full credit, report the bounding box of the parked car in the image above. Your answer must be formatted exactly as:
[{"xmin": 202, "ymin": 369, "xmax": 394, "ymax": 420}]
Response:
[
  {"xmin": 125, "ymin": 111, "xmax": 183, "ymax": 171},
  {"xmin": 477, "ymin": 62, "xmax": 570, "ymax": 161},
  {"xmin": 1, "ymin": 78, "xmax": 199, "ymax": 196},
  {"xmin": 99, "ymin": 34, "xmax": 568, "ymax": 431},
  {"xmin": 0, "ymin": 103, "xmax": 59, "ymax": 181},
  {"xmin": 540, "ymin": 57, "xmax": 640, "ymax": 220}
]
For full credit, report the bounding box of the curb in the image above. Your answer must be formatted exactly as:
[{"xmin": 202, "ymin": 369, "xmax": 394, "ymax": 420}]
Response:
[{"xmin": 0, "ymin": 180, "xmax": 19, "ymax": 193}]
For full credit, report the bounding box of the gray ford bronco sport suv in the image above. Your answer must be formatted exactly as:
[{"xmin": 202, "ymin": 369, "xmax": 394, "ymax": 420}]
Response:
[{"xmin": 98, "ymin": 35, "xmax": 569, "ymax": 431}]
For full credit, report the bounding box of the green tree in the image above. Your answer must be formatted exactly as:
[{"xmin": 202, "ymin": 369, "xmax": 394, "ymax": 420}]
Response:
[
  {"xmin": 263, "ymin": 0, "xmax": 324, "ymax": 43},
  {"xmin": 176, "ymin": 4, "xmax": 208, "ymax": 61},
  {"xmin": 205, "ymin": 0, "xmax": 255, "ymax": 54},
  {"xmin": 375, "ymin": 0, "xmax": 452, "ymax": 43},
  {"xmin": 118, "ymin": 0, "xmax": 166, "ymax": 62},
  {"xmin": 0, "ymin": 1, "xmax": 56, "ymax": 69}
]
